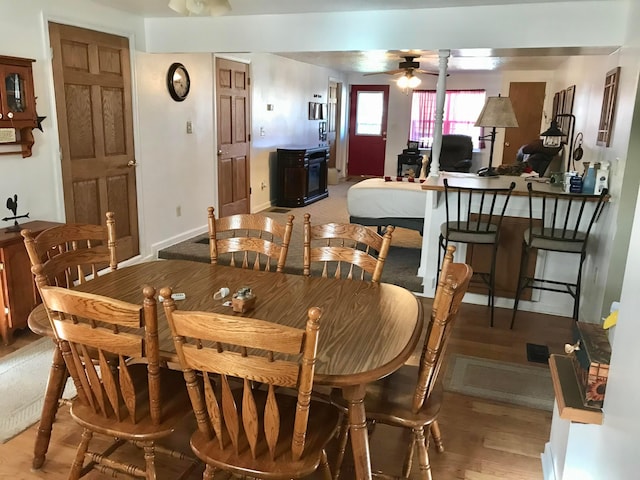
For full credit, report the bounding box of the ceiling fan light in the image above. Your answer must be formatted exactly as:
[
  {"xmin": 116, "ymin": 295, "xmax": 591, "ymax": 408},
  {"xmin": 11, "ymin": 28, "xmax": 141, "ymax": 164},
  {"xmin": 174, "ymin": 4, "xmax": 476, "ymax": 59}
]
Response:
[
  {"xmin": 186, "ymin": 0, "xmax": 207, "ymax": 15},
  {"xmin": 168, "ymin": 0, "xmax": 189, "ymax": 15},
  {"xmin": 397, "ymin": 75, "xmax": 409, "ymax": 89},
  {"xmin": 408, "ymin": 75, "xmax": 421, "ymax": 88},
  {"xmin": 208, "ymin": 0, "xmax": 231, "ymax": 16}
]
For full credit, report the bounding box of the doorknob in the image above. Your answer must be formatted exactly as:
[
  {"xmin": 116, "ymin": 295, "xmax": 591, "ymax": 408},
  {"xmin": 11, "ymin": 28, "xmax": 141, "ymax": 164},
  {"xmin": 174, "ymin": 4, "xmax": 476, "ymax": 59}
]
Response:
[
  {"xmin": 127, "ymin": 160, "xmax": 137, "ymax": 167},
  {"xmin": 505, "ymin": 142, "xmax": 510, "ymax": 147},
  {"xmin": 217, "ymin": 149, "xmax": 223, "ymax": 155}
]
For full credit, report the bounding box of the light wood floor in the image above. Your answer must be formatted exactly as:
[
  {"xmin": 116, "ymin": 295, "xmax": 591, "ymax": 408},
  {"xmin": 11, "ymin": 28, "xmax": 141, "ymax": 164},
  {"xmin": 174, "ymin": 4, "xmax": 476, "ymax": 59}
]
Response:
[{"xmin": 0, "ymin": 300, "xmax": 573, "ymax": 479}]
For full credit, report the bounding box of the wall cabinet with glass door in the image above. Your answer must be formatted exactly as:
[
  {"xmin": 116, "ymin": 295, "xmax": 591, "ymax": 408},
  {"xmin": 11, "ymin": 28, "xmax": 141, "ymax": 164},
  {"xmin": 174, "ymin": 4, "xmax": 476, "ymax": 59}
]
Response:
[{"xmin": 0, "ymin": 55, "xmax": 37, "ymax": 157}]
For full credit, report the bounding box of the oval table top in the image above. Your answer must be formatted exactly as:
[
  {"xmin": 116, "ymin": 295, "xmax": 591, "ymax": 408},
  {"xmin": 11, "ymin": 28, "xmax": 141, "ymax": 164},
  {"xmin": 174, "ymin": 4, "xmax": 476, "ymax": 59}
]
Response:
[{"xmin": 29, "ymin": 259, "xmax": 424, "ymax": 388}]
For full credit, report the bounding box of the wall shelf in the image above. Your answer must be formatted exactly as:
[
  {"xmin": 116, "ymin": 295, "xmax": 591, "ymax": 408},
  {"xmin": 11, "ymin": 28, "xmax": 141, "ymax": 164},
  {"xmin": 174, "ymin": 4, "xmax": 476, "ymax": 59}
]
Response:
[{"xmin": 549, "ymin": 354, "xmax": 603, "ymax": 425}]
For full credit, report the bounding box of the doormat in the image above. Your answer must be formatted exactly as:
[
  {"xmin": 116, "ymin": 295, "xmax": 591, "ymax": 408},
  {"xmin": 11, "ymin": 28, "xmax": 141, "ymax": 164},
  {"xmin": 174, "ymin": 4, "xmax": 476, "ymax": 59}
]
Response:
[
  {"xmin": 526, "ymin": 343, "xmax": 550, "ymax": 364},
  {"xmin": 266, "ymin": 207, "xmax": 291, "ymax": 214},
  {"xmin": 443, "ymin": 354, "xmax": 554, "ymax": 411}
]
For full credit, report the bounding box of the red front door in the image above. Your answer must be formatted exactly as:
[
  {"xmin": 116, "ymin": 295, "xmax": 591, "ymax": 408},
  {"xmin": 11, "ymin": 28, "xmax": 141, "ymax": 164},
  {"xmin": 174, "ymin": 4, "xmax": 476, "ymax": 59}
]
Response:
[{"xmin": 348, "ymin": 85, "xmax": 389, "ymax": 176}]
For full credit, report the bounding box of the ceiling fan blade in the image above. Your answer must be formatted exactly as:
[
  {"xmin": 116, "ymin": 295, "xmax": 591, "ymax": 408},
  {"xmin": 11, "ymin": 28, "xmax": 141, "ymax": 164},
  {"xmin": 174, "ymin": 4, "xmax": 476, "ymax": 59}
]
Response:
[
  {"xmin": 415, "ymin": 69, "xmax": 440, "ymax": 76},
  {"xmin": 363, "ymin": 69, "xmax": 404, "ymax": 76}
]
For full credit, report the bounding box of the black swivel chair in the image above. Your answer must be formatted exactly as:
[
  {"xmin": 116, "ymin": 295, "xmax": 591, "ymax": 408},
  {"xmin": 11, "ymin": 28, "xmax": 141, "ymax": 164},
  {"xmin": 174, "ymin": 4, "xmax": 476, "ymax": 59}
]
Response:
[
  {"xmin": 511, "ymin": 183, "xmax": 608, "ymax": 328},
  {"xmin": 429, "ymin": 134, "xmax": 473, "ymax": 173},
  {"xmin": 438, "ymin": 178, "xmax": 516, "ymax": 327}
]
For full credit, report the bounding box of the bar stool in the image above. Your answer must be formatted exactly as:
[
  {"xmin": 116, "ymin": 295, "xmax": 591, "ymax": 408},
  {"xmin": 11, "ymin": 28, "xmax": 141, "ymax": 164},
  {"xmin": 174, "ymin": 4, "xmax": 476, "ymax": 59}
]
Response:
[
  {"xmin": 511, "ymin": 183, "xmax": 608, "ymax": 328},
  {"xmin": 438, "ymin": 178, "xmax": 516, "ymax": 327}
]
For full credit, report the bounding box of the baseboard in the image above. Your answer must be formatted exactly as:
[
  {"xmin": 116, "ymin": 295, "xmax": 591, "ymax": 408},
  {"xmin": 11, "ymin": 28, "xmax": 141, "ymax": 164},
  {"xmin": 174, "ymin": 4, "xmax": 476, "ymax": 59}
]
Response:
[
  {"xmin": 150, "ymin": 225, "xmax": 208, "ymax": 258},
  {"xmin": 254, "ymin": 200, "xmax": 273, "ymax": 213},
  {"xmin": 541, "ymin": 442, "xmax": 557, "ymax": 480},
  {"xmin": 460, "ymin": 293, "xmax": 573, "ymax": 317}
]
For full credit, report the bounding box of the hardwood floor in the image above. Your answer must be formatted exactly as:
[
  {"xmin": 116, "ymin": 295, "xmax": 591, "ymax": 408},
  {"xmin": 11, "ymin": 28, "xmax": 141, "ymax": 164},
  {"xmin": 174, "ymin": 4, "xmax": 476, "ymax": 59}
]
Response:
[{"xmin": 0, "ymin": 300, "xmax": 573, "ymax": 479}]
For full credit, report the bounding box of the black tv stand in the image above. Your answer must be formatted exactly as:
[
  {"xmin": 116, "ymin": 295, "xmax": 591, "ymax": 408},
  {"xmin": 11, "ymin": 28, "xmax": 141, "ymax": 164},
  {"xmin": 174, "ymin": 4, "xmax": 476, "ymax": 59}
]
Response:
[{"xmin": 276, "ymin": 145, "xmax": 329, "ymax": 207}]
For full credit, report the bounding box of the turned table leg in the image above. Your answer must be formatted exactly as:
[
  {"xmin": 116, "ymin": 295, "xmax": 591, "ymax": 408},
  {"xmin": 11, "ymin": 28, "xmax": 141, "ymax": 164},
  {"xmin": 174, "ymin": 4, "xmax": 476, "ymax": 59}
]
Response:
[
  {"xmin": 32, "ymin": 342, "xmax": 68, "ymax": 470},
  {"xmin": 341, "ymin": 383, "xmax": 372, "ymax": 480}
]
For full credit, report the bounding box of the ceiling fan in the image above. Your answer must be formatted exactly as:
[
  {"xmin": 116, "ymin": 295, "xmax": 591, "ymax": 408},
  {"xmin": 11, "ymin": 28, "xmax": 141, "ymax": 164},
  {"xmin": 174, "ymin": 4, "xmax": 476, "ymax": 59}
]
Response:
[
  {"xmin": 364, "ymin": 55, "xmax": 439, "ymax": 78},
  {"xmin": 168, "ymin": 0, "xmax": 231, "ymax": 16}
]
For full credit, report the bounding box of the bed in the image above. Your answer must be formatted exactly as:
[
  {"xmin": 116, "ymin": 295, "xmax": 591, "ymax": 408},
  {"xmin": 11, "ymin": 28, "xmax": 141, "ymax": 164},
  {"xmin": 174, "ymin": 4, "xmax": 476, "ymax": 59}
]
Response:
[{"xmin": 347, "ymin": 178, "xmax": 427, "ymax": 234}]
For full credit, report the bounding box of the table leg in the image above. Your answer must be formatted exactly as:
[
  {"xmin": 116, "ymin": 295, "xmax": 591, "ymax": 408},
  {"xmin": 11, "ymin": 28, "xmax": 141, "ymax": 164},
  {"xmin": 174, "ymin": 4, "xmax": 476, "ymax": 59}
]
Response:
[
  {"xmin": 32, "ymin": 341, "xmax": 68, "ymax": 470},
  {"xmin": 341, "ymin": 384, "xmax": 371, "ymax": 480}
]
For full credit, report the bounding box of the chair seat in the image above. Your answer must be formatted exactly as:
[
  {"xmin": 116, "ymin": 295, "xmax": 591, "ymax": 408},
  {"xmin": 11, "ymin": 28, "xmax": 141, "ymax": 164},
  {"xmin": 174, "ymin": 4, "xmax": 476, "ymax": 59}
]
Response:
[
  {"xmin": 71, "ymin": 365, "xmax": 192, "ymax": 440},
  {"xmin": 190, "ymin": 389, "xmax": 340, "ymax": 478},
  {"xmin": 441, "ymin": 221, "xmax": 498, "ymax": 244},
  {"xmin": 331, "ymin": 365, "xmax": 442, "ymax": 429},
  {"xmin": 525, "ymin": 227, "xmax": 586, "ymax": 253}
]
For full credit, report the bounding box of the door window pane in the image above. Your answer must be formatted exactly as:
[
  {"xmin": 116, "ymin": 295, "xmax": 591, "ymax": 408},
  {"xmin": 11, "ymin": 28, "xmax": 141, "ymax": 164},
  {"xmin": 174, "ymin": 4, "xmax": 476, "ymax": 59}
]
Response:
[{"xmin": 356, "ymin": 91, "xmax": 384, "ymax": 135}]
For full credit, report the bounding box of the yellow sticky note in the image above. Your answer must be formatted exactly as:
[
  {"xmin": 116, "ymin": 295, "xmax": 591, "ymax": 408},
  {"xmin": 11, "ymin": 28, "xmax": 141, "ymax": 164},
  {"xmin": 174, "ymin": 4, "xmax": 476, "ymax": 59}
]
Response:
[{"xmin": 603, "ymin": 310, "xmax": 618, "ymax": 329}]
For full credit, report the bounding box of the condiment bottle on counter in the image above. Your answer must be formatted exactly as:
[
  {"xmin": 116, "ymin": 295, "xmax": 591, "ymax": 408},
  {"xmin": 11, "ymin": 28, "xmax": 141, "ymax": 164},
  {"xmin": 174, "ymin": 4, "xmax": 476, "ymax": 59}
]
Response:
[
  {"xmin": 596, "ymin": 161, "xmax": 610, "ymax": 194},
  {"xmin": 582, "ymin": 163, "xmax": 597, "ymax": 195}
]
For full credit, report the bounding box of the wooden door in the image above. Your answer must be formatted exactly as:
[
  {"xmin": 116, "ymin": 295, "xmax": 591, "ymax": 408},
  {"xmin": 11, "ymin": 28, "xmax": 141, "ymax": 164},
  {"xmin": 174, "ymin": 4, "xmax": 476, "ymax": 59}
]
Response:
[
  {"xmin": 49, "ymin": 23, "xmax": 139, "ymax": 260},
  {"xmin": 348, "ymin": 85, "xmax": 389, "ymax": 176},
  {"xmin": 216, "ymin": 58, "xmax": 251, "ymax": 217},
  {"xmin": 503, "ymin": 82, "xmax": 546, "ymax": 164}
]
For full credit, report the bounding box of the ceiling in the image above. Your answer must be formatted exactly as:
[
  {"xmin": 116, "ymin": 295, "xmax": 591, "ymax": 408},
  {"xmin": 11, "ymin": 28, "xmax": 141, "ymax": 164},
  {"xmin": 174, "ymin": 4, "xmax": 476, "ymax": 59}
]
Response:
[
  {"xmin": 89, "ymin": 0, "xmax": 602, "ymax": 17},
  {"xmin": 88, "ymin": 0, "xmax": 621, "ymax": 73}
]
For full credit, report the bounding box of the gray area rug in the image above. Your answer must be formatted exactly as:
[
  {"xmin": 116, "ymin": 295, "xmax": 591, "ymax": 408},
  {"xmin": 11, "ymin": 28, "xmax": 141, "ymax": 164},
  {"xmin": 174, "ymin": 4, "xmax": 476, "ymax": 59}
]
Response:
[
  {"xmin": 158, "ymin": 180, "xmax": 424, "ymax": 293},
  {"xmin": 0, "ymin": 338, "xmax": 76, "ymax": 443},
  {"xmin": 443, "ymin": 354, "xmax": 554, "ymax": 411}
]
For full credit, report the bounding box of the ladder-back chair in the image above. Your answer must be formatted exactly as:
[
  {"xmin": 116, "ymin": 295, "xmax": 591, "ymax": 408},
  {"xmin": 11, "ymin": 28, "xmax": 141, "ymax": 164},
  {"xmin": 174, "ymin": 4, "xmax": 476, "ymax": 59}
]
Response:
[
  {"xmin": 161, "ymin": 288, "xmax": 340, "ymax": 480},
  {"xmin": 511, "ymin": 183, "xmax": 608, "ymax": 327},
  {"xmin": 208, "ymin": 206, "xmax": 294, "ymax": 272},
  {"xmin": 332, "ymin": 247, "xmax": 471, "ymax": 480},
  {"xmin": 21, "ymin": 212, "xmax": 118, "ymax": 470},
  {"xmin": 303, "ymin": 213, "xmax": 394, "ymax": 282},
  {"xmin": 38, "ymin": 285, "xmax": 194, "ymax": 480},
  {"xmin": 438, "ymin": 178, "xmax": 515, "ymax": 326},
  {"xmin": 22, "ymin": 211, "xmax": 118, "ymax": 289}
]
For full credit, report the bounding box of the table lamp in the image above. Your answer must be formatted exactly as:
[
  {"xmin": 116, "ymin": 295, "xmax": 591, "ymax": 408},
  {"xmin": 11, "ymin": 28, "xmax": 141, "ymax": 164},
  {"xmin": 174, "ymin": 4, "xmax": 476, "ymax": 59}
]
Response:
[{"xmin": 475, "ymin": 94, "xmax": 519, "ymax": 177}]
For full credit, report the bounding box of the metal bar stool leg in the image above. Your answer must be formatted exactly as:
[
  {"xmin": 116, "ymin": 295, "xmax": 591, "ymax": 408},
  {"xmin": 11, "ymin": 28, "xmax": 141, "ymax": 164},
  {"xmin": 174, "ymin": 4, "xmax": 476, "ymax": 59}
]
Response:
[{"xmin": 510, "ymin": 241, "xmax": 530, "ymax": 329}]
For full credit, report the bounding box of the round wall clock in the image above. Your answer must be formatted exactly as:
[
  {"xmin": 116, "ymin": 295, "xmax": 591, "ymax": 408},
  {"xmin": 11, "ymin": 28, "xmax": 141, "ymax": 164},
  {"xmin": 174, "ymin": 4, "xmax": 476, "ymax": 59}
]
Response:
[{"xmin": 167, "ymin": 62, "xmax": 190, "ymax": 102}]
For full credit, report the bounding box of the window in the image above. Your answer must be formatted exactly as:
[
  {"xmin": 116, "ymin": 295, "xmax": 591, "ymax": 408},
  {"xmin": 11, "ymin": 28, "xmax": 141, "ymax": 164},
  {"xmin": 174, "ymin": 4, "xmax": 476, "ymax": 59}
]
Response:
[
  {"xmin": 409, "ymin": 90, "xmax": 486, "ymax": 149},
  {"xmin": 355, "ymin": 91, "xmax": 384, "ymax": 135}
]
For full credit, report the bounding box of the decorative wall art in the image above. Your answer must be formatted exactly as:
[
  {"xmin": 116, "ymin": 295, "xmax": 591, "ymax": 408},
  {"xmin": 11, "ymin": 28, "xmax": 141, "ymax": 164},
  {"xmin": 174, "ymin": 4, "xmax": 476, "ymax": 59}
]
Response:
[{"xmin": 597, "ymin": 67, "xmax": 621, "ymax": 147}]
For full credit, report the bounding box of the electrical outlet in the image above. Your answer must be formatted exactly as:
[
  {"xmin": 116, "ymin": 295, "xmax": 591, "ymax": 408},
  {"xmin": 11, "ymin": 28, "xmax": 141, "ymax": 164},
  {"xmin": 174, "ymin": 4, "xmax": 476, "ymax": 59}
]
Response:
[
  {"xmin": 259, "ymin": 127, "xmax": 265, "ymax": 137},
  {"xmin": 176, "ymin": 205, "xmax": 182, "ymax": 217},
  {"xmin": 260, "ymin": 181, "xmax": 267, "ymax": 190},
  {"xmin": 186, "ymin": 121, "xmax": 193, "ymax": 134}
]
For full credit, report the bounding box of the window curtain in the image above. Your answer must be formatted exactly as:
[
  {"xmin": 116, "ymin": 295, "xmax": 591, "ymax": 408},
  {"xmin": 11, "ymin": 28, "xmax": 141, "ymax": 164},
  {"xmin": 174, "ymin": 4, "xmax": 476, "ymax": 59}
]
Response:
[{"xmin": 410, "ymin": 89, "xmax": 486, "ymax": 149}]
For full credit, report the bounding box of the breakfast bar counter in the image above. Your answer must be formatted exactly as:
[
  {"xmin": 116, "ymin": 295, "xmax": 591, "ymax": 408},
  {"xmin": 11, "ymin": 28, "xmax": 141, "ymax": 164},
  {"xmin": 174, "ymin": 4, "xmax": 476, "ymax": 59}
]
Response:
[{"xmin": 417, "ymin": 172, "xmax": 608, "ymax": 319}]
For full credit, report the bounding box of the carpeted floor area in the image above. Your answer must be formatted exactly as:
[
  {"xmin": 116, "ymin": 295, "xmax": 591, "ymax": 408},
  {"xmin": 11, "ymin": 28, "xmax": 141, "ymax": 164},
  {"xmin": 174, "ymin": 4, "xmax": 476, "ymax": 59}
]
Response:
[{"xmin": 158, "ymin": 179, "xmax": 425, "ymax": 292}]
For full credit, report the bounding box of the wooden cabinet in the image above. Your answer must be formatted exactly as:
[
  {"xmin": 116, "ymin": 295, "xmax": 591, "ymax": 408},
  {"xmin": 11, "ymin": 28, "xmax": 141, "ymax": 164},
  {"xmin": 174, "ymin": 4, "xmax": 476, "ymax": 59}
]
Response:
[
  {"xmin": 276, "ymin": 145, "xmax": 329, "ymax": 207},
  {"xmin": 0, "ymin": 55, "xmax": 37, "ymax": 158},
  {"xmin": 0, "ymin": 221, "xmax": 60, "ymax": 345}
]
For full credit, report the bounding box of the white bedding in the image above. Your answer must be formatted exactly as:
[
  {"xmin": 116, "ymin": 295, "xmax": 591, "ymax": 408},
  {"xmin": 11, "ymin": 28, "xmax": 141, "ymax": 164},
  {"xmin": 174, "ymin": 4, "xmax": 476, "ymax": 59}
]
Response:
[{"xmin": 347, "ymin": 178, "xmax": 427, "ymax": 219}]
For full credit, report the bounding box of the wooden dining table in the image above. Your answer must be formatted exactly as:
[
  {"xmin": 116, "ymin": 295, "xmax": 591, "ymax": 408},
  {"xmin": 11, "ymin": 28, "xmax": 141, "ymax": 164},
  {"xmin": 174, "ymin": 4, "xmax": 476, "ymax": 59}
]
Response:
[{"xmin": 28, "ymin": 259, "xmax": 424, "ymax": 479}]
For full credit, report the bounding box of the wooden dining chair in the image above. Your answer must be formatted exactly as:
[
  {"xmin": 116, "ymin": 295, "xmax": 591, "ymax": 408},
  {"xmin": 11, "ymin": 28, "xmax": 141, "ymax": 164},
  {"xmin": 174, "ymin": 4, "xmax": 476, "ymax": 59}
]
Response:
[
  {"xmin": 208, "ymin": 206, "xmax": 294, "ymax": 272},
  {"xmin": 303, "ymin": 213, "xmax": 394, "ymax": 282},
  {"xmin": 331, "ymin": 256, "xmax": 472, "ymax": 480},
  {"xmin": 38, "ymin": 284, "xmax": 195, "ymax": 480},
  {"xmin": 21, "ymin": 212, "xmax": 119, "ymax": 470},
  {"xmin": 161, "ymin": 288, "xmax": 340, "ymax": 480},
  {"xmin": 22, "ymin": 211, "xmax": 118, "ymax": 288}
]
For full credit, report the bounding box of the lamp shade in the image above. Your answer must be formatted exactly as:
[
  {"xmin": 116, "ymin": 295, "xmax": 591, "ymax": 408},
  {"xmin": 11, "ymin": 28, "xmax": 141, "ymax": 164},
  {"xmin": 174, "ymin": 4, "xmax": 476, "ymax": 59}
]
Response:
[
  {"xmin": 475, "ymin": 95, "xmax": 519, "ymax": 128},
  {"xmin": 540, "ymin": 120, "xmax": 566, "ymax": 148}
]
